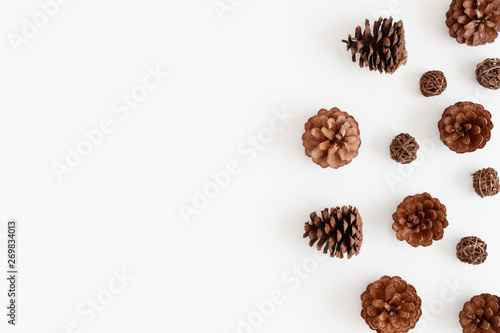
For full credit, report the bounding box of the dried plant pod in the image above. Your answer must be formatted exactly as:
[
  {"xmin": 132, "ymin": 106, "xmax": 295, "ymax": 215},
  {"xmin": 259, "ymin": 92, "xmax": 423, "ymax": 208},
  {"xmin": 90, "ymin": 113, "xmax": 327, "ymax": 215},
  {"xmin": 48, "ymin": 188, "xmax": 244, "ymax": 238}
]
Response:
[
  {"xmin": 472, "ymin": 167, "xmax": 500, "ymax": 197},
  {"xmin": 456, "ymin": 236, "xmax": 488, "ymax": 265},
  {"xmin": 459, "ymin": 294, "xmax": 500, "ymax": 332},
  {"xmin": 342, "ymin": 17, "xmax": 407, "ymax": 74},
  {"xmin": 390, "ymin": 133, "xmax": 419, "ymax": 164},
  {"xmin": 446, "ymin": 0, "xmax": 500, "ymax": 47},
  {"xmin": 361, "ymin": 276, "xmax": 422, "ymax": 333},
  {"xmin": 476, "ymin": 58, "xmax": 500, "ymax": 90},
  {"xmin": 420, "ymin": 70, "xmax": 447, "ymax": 97},
  {"xmin": 392, "ymin": 193, "xmax": 449, "ymax": 247},
  {"xmin": 303, "ymin": 206, "xmax": 363, "ymax": 259},
  {"xmin": 302, "ymin": 108, "xmax": 361, "ymax": 169},
  {"xmin": 438, "ymin": 101, "xmax": 493, "ymax": 153}
]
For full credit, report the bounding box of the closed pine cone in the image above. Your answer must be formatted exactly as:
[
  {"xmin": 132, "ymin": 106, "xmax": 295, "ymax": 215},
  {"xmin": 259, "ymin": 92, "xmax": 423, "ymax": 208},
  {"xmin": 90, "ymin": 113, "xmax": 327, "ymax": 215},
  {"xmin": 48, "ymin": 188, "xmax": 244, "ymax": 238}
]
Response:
[
  {"xmin": 342, "ymin": 17, "xmax": 407, "ymax": 74},
  {"xmin": 459, "ymin": 293, "xmax": 500, "ymax": 332},
  {"xmin": 438, "ymin": 101, "xmax": 493, "ymax": 153},
  {"xmin": 303, "ymin": 206, "xmax": 362, "ymax": 259},
  {"xmin": 302, "ymin": 108, "xmax": 361, "ymax": 169},
  {"xmin": 361, "ymin": 276, "xmax": 422, "ymax": 333},
  {"xmin": 446, "ymin": 0, "xmax": 500, "ymax": 46},
  {"xmin": 392, "ymin": 193, "xmax": 448, "ymax": 247}
]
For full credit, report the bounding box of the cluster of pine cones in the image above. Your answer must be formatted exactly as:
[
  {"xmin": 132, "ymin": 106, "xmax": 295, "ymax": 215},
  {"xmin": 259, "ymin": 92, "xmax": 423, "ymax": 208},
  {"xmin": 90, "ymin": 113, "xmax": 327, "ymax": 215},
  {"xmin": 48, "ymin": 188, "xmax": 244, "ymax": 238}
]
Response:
[{"xmin": 298, "ymin": 1, "xmax": 500, "ymax": 332}]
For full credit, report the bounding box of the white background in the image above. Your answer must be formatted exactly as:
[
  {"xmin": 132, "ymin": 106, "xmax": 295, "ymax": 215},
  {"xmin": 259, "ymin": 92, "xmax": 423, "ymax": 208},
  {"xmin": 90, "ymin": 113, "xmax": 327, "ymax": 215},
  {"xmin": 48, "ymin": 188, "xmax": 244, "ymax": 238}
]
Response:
[{"xmin": 0, "ymin": 0, "xmax": 500, "ymax": 332}]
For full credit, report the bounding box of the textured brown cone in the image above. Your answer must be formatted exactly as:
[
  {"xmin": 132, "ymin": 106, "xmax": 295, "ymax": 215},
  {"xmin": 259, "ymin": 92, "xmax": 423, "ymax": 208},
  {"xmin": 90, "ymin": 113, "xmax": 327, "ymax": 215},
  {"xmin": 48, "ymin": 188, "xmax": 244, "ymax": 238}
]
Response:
[
  {"xmin": 302, "ymin": 108, "xmax": 361, "ymax": 169},
  {"xmin": 342, "ymin": 17, "xmax": 408, "ymax": 74},
  {"xmin": 392, "ymin": 193, "xmax": 448, "ymax": 247},
  {"xmin": 456, "ymin": 236, "xmax": 488, "ymax": 265},
  {"xmin": 361, "ymin": 276, "xmax": 422, "ymax": 333},
  {"xmin": 438, "ymin": 101, "xmax": 493, "ymax": 153},
  {"xmin": 303, "ymin": 206, "xmax": 362, "ymax": 259},
  {"xmin": 446, "ymin": 0, "xmax": 500, "ymax": 46},
  {"xmin": 459, "ymin": 293, "xmax": 500, "ymax": 332},
  {"xmin": 390, "ymin": 133, "xmax": 419, "ymax": 164},
  {"xmin": 472, "ymin": 167, "xmax": 500, "ymax": 197}
]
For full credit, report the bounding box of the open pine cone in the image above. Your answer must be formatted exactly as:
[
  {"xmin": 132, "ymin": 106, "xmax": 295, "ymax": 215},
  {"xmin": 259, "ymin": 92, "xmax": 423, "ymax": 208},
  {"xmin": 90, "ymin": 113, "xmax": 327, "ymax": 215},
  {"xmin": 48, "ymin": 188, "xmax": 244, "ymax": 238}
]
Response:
[
  {"xmin": 392, "ymin": 193, "xmax": 449, "ymax": 247},
  {"xmin": 303, "ymin": 206, "xmax": 363, "ymax": 259},
  {"xmin": 361, "ymin": 276, "xmax": 422, "ymax": 333},
  {"xmin": 302, "ymin": 108, "xmax": 361, "ymax": 169},
  {"xmin": 438, "ymin": 101, "xmax": 493, "ymax": 153},
  {"xmin": 446, "ymin": 0, "xmax": 500, "ymax": 46},
  {"xmin": 342, "ymin": 17, "xmax": 407, "ymax": 74},
  {"xmin": 459, "ymin": 293, "xmax": 500, "ymax": 332}
]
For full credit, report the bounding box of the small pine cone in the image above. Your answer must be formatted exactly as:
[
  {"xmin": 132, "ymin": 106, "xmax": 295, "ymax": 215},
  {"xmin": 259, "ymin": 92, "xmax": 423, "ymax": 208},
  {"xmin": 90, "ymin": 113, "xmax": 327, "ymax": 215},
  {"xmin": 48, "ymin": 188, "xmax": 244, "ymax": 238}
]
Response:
[
  {"xmin": 342, "ymin": 17, "xmax": 408, "ymax": 74},
  {"xmin": 420, "ymin": 70, "xmax": 447, "ymax": 97},
  {"xmin": 390, "ymin": 133, "xmax": 419, "ymax": 164},
  {"xmin": 392, "ymin": 193, "xmax": 449, "ymax": 247},
  {"xmin": 459, "ymin": 294, "xmax": 500, "ymax": 332},
  {"xmin": 472, "ymin": 167, "xmax": 500, "ymax": 197},
  {"xmin": 446, "ymin": 0, "xmax": 500, "ymax": 47},
  {"xmin": 438, "ymin": 101, "xmax": 493, "ymax": 154},
  {"xmin": 457, "ymin": 236, "xmax": 488, "ymax": 265},
  {"xmin": 476, "ymin": 58, "xmax": 500, "ymax": 90},
  {"xmin": 303, "ymin": 206, "xmax": 363, "ymax": 259},
  {"xmin": 361, "ymin": 276, "xmax": 422, "ymax": 333},
  {"xmin": 302, "ymin": 108, "xmax": 361, "ymax": 169}
]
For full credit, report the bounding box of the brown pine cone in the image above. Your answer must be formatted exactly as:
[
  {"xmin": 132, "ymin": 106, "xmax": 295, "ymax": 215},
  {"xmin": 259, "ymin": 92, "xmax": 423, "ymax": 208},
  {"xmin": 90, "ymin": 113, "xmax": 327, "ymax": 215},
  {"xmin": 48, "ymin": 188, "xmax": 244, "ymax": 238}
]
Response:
[
  {"xmin": 438, "ymin": 101, "xmax": 493, "ymax": 154},
  {"xmin": 342, "ymin": 17, "xmax": 408, "ymax": 74},
  {"xmin": 302, "ymin": 108, "xmax": 361, "ymax": 169},
  {"xmin": 361, "ymin": 276, "xmax": 422, "ymax": 333},
  {"xmin": 303, "ymin": 206, "xmax": 362, "ymax": 259},
  {"xmin": 392, "ymin": 193, "xmax": 449, "ymax": 247},
  {"xmin": 459, "ymin": 293, "xmax": 500, "ymax": 332},
  {"xmin": 446, "ymin": 0, "xmax": 500, "ymax": 46}
]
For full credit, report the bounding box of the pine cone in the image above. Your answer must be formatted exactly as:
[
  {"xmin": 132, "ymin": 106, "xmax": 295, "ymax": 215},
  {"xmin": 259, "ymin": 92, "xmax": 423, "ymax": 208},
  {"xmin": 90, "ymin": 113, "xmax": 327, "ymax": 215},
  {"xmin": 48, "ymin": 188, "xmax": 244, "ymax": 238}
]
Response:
[
  {"xmin": 361, "ymin": 276, "xmax": 422, "ymax": 333},
  {"xmin": 303, "ymin": 206, "xmax": 363, "ymax": 259},
  {"xmin": 392, "ymin": 193, "xmax": 448, "ymax": 247},
  {"xmin": 446, "ymin": 0, "xmax": 500, "ymax": 46},
  {"xmin": 459, "ymin": 293, "xmax": 500, "ymax": 332},
  {"xmin": 302, "ymin": 108, "xmax": 361, "ymax": 169},
  {"xmin": 342, "ymin": 17, "xmax": 408, "ymax": 74},
  {"xmin": 438, "ymin": 101, "xmax": 493, "ymax": 153}
]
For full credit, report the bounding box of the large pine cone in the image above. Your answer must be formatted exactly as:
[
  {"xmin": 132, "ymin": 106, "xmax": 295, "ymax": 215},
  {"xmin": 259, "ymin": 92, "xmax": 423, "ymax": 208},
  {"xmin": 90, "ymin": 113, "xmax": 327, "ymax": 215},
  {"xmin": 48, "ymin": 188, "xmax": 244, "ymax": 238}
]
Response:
[
  {"xmin": 438, "ymin": 101, "xmax": 493, "ymax": 153},
  {"xmin": 446, "ymin": 0, "xmax": 500, "ymax": 46},
  {"xmin": 361, "ymin": 276, "xmax": 422, "ymax": 333},
  {"xmin": 459, "ymin": 293, "xmax": 500, "ymax": 332},
  {"xmin": 392, "ymin": 193, "xmax": 448, "ymax": 247},
  {"xmin": 302, "ymin": 108, "xmax": 361, "ymax": 169},
  {"xmin": 303, "ymin": 206, "xmax": 363, "ymax": 259},
  {"xmin": 342, "ymin": 17, "xmax": 408, "ymax": 74}
]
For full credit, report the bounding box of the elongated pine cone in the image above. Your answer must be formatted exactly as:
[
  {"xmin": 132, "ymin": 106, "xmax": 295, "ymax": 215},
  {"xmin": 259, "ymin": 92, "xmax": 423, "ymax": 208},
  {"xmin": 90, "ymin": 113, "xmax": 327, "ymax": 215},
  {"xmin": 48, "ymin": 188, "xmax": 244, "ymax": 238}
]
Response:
[
  {"xmin": 457, "ymin": 236, "xmax": 488, "ymax": 264},
  {"xmin": 302, "ymin": 108, "xmax": 361, "ymax": 169},
  {"xmin": 303, "ymin": 206, "xmax": 362, "ymax": 259},
  {"xmin": 472, "ymin": 167, "xmax": 500, "ymax": 197},
  {"xmin": 342, "ymin": 17, "xmax": 408, "ymax": 74},
  {"xmin": 392, "ymin": 193, "xmax": 448, "ymax": 247},
  {"xmin": 390, "ymin": 133, "xmax": 419, "ymax": 164},
  {"xmin": 361, "ymin": 276, "xmax": 422, "ymax": 333},
  {"xmin": 459, "ymin": 293, "xmax": 500, "ymax": 332},
  {"xmin": 446, "ymin": 0, "xmax": 500, "ymax": 46},
  {"xmin": 438, "ymin": 101, "xmax": 493, "ymax": 153}
]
